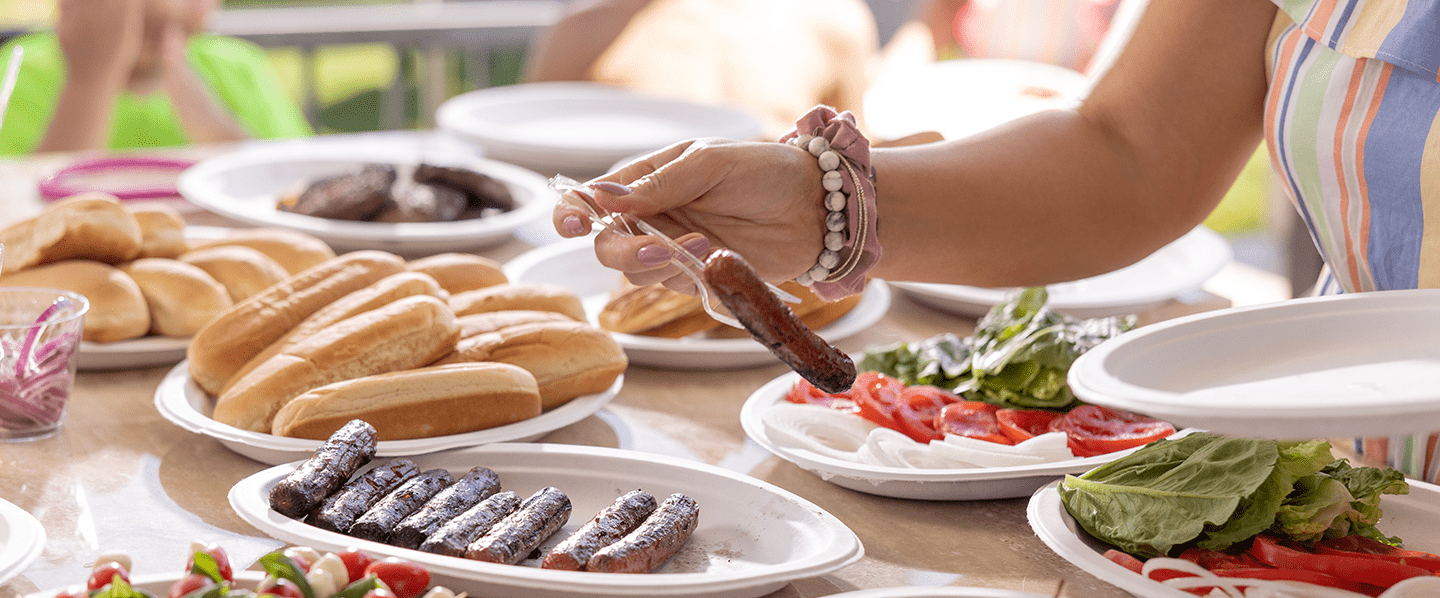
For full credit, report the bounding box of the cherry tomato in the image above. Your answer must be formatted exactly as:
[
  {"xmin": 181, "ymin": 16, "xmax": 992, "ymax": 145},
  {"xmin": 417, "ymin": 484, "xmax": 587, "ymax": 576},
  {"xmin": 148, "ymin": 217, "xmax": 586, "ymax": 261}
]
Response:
[
  {"xmin": 784, "ymin": 379, "xmax": 856, "ymax": 412},
  {"xmin": 52, "ymin": 585, "xmax": 88, "ymax": 598},
  {"xmin": 168, "ymin": 573, "xmax": 217, "ymax": 598},
  {"xmin": 364, "ymin": 558, "xmax": 430, "ymax": 598},
  {"xmin": 187, "ymin": 542, "xmax": 233, "ymax": 582},
  {"xmin": 336, "ymin": 547, "xmax": 376, "ymax": 585},
  {"xmin": 1047, "ymin": 405, "xmax": 1175, "ymax": 457},
  {"xmin": 851, "ymin": 372, "xmax": 904, "ymax": 429},
  {"xmin": 87, "ymin": 561, "xmax": 131, "ymax": 591},
  {"xmin": 935, "ymin": 401, "xmax": 1012, "ymax": 445},
  {"xmin": 995, "ymin": 409, "xmax": 1064, "ymax": 444},
  {"xmin": 891, "ymin": 386, "xmax": 954, "ymax": 443},
  {"xmin": 257, "ymin": 577, "xmax": 305, "ymax": 598}
]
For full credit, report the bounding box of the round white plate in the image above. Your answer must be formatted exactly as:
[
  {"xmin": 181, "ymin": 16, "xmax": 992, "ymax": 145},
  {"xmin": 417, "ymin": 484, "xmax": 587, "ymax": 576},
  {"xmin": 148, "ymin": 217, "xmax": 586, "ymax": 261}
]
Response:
[
  {"xmin": 864, "ymin": 59, "xmax": 1088, "ymax": 142},
  {"xmin": 1068, "ymin": 288, "xmax": 1440, "ymax": 439},
  {"xmin": 828, "ymin": 589, "xmax": 1053, "ymax": 598},
  {"xmin": 504, "ymin": 237, "xmax": 892, "ymax": 370},
  {"xmin": 436, "ymin": 82, "xmax": 763, "ymax": 179},
  {"xmin": 153, "ymin": 361, "xmax": 620, "ymax": 465},
  {"xmin": 0, "ymin": 497, "xmax": 45, "ymax": 587},
  {"xmin": 25, "ymin": 571, "xmax": 268, "ymax": 598},
  {"xmin": 740, "ymin": 372, "xmax": 1190, "ymax": 501},
  {"xmin": 1027, "ymin": 479, "xmax": 1440, "ymax": 598},
  {"xmin": 176, "ymin": 143, "xmax": 555, "ymax": 254},
  {"xmin": 890, "ymin": 226, "xmax": 1232, "ymax": 319},
  {"xmin": 78, "ymin": 336, "xmax": 190, "ymax": 371},
  {"xmin": 229, "ymin": 443, "xmax": 863, "ymax": 598}
]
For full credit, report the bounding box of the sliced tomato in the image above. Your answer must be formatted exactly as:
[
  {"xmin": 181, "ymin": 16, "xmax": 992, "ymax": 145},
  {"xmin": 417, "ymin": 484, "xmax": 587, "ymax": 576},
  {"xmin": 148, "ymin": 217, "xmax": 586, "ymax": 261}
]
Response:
[
  {"xmin": 1209, "ymin": 568, "xmax": 1374, "ymax": 595},
  {"xmin": 995, "ymin": 409, "xmax": 1064, "ymax": 444},
  {"xmin": 851, "ymin": 372, "xmax": 904, "ymax": 428},
  {"xmin": 892, "ymin": 387, "xmax": 953, "ymax": 443},
  {"xmin": 1248, "ymin": 534, "xmax": 1429, "ymax": 589},
  {"xmin": 935, "ymin": 401, "xmax": 1012, "ymax": 445},
  {"xmin": 1103, "ymin": 550, "xmax": 1193, "ymax": 583},
  {"xmin": 1315, "ymin": 536, "xmax": 1440, "ymax": 573},
  {"xmin": 1177, "ymin": 547, "xmax": 1265, "ymax": 570},
  {"xmin": 1048, "ymin": 405, "xmax": 1176, "ymax": 457}
]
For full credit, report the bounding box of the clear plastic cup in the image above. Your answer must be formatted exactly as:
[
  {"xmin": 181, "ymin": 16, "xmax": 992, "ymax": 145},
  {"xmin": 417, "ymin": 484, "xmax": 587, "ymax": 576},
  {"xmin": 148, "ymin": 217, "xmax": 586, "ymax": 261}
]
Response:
[{"xmin": 0, "ymin": 287, "xmax": 88, "ymax": 441}]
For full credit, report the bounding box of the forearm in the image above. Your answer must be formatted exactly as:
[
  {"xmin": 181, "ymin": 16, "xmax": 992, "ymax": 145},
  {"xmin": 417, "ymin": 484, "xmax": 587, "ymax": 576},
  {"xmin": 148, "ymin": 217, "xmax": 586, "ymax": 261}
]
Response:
[
  {"xmin": 167, "ymin": 65, "xmax": 249, "ymax": 144},
  {"xmin": 868, "ymin": 0, "xmax": 1275, "ymax": 287},
  {"xmin": 35, "ymin": 76, "xmax": 123, "ymax": 153}
]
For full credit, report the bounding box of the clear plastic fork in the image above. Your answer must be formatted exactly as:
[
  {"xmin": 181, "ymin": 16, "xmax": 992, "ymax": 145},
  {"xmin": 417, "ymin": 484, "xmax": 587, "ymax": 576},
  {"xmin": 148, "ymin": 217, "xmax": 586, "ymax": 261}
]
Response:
[{"xmin": 550, "ymin": 175, "xmax": 799, "ymax": 330}]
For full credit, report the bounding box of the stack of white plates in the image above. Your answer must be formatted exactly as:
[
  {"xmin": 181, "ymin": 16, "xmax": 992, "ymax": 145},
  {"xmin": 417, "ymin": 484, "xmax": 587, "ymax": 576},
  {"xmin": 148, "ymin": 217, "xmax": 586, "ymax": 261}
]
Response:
[{"xmin": 436, "ymin": 82, "xmax": 763, "ymax": 179}]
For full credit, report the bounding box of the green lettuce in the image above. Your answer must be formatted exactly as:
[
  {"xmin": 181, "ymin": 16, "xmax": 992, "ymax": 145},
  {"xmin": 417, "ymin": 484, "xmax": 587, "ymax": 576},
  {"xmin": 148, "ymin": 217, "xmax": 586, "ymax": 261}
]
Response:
[
  {"xmin": 1059, "ymin": 433, "xmax": 1409, "ymax": 558},
  {"xmin": 857, "ymin": 287, "xmax": 1133, "ymax": 409}
]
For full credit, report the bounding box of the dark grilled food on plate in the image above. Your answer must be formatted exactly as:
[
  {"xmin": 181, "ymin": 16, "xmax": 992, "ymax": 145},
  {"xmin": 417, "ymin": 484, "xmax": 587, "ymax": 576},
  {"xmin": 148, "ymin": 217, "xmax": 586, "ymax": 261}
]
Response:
[
  {"xmin": 268, "ymin": 419, "xmax": 378, "ymax": 518},
  {"xmin": 279, "ymin": 163, "xmax": 517, "ymax": 223},
  {"xmin": 282, "ymin": 164, "xmax": 397, "ymax": 221}
]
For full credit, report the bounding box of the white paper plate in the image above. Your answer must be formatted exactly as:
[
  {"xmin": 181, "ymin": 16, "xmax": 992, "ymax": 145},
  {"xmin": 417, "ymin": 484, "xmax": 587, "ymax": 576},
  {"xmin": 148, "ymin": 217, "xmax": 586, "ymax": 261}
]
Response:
[
  {"xmin": 176, "ymin": 143, "xmax": 555, "ymax": 254},
  {"xmin": 229, "ymin": 443, "xmax": 863, "ymax": 598},
  {"xmin": 0, "ymin": 497, "xmax": 45, "ymax": 587},
  {"xmin": 828, "ymin": 589, "xmax": 1053, "ymax": 598},
  {"xmin": 504, "ymin": 237, "xmax": 892, "ymax": 370},
  {"xmin": 436, "ymin": 82, "xmax": 763, "ymax": 179},
  {"xmin": 1027, "ymin": 479, "xmax": 1440, "ymax": 598},
  {"xmin": 26, "ymin": 572, "xmax": 268, "ymax": 598},
  {"xmin": 890, "ymin": 227, "xmax": 1232, "ymax": 320},
  {"xmin": 77, "ymin": 336, "xmax": 190, "ymax": 371},
  {"xmin": 154, "ymin": 361, "xmax": 620, "ymax": 465},
  {"xmin": 1067, "ymin": 288, "xmax": 1440, "ymax": 439},
  {"xmin": 864, "ymin": 59, "xmax": 1088, "ymax": 142},
  {"xmin": 740, "ymin": 372, "xmax": 1191, "ymax": 501}
]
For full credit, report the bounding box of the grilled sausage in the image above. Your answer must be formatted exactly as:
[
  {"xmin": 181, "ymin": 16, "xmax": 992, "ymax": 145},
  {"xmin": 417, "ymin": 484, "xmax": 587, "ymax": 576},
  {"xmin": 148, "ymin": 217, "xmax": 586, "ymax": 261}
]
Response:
[
  {"xmin": 542, "ymin": 490, "xmax": 657, "ymax": 570},
  {"xmin": 269, "ymin": 419, "xmax": 378, "ymax": 518},
  {"xmin": 419, "ymin": 491, "xmax": 521, "ymax": 557},
  {"xmin": 586, "ymin": 493, "xmax": 699, "ymax": 573},
  {"xmin": 307, "ymin": 459, "xmax": 419, "ymax": 533},
  {"xmin": 703, "ymin": 249, "xmax": 856, "ymax": 393},
  {"xmin": 464, "ymin": 487, "xmax": 571, "ymax": 565},
  {"xmin": 390, "ymin": 467, "xmax": 502, "ymax": 549},
  {"xmin": 349, "ymin": 468, "xmax": 454, "ymax": 542}
]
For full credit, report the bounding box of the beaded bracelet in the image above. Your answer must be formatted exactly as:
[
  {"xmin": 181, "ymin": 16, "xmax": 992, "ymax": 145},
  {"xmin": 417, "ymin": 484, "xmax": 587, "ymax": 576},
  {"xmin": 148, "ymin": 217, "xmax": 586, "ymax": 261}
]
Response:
[{"xmin": 779, "ymin": 106, "xmax": 881, "ymax": 302}]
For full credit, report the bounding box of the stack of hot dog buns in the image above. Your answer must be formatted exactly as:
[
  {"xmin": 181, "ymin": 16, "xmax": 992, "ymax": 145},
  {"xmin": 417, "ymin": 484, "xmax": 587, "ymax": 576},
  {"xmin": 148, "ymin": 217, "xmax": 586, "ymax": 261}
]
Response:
[
  {"xmin": 189, "ymin": 249, "xmax": 626, "ymax": 440},
  {"xmin": 0, "ymin": 194, "xmax": 336, "ymax": 341},
  {"xmin": 599, "ymin": 279, "xmax": 863, "ymax": 338}
]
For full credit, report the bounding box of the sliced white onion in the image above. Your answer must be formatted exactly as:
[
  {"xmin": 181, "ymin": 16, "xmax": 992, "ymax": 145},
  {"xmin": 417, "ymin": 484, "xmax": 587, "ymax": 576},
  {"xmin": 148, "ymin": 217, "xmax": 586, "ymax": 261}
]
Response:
[
  {"xmin": 927, "ymin": 432, "xmax": 1073, "ymax": 468},
  {"xmin": 864, "ymin": 428, "xmax": 973, "ymax": 469},
  {"xmin": 762, "ymin": 403, "xmax": 877, "ymax": 461}
]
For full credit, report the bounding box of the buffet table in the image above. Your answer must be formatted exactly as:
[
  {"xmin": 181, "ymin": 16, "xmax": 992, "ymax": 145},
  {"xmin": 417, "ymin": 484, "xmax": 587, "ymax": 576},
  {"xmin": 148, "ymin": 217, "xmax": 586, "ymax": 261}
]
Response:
[{"xmin": 0, "ymin": 143, "xmax": 1289, "ymax": 598}]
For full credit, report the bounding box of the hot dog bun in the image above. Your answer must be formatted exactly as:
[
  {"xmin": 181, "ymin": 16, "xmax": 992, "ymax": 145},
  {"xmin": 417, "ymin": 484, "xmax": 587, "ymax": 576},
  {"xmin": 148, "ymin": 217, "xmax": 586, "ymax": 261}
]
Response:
[
  {"xmin": 214, "ymin": 294, "xmax": 461, "ymax": 432},
  {"xmin": 187, "ymin": 250, "xmax": 407, "ymax": 395},
  {"xmin": 405, "ymin": 252, "xmax": 507, "ymax": 294},
  {"xmin": 1, "ymin": 193, "xmax": 143, "ymax": 272},
  {"xmin": 225, "ymin": 271, "xmax": 446, "ymax": 391},
  {"xmin": 121, "ymin": 258, "xmax": 234, "ymax": 337},
  {"xmin": 178, "ymin": 245, "xmax": 290, "ymax": 303},
  {"xmin": 598, "ymin": 282, "xmax": 709, "ymax": 336},
  {"xmin": 435, "ymin": 319, "xmax": 626, "ymax": 408},
  {"xmin": 457, "ymin": 310, "xmax": 572, "ymax": 338},
  {"xmin": 448, "ymin": 283, "xmax": 586, "ymax": 322},
  {"xmin": 270, "ymin": 362, "xmax": 542, "ymax": 440},
  {"xmin": 187, "ymin": 228, "xmax": 337, "ymax": 275},
  {"xmin": 0, "ymin": 259, "xmax": 150, "ymax": 342},
  {"xmin": 126, "ymin": 203, "xmax": 189, "ymax": 259}
]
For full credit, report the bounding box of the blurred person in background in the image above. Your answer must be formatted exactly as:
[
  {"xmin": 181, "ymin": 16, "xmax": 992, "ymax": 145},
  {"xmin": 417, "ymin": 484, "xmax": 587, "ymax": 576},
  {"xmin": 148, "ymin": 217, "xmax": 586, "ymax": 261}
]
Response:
[
  {"xmin": 0, "ymin": 0, "xmax": 311, "ymax": 155},
  {"xmin": 523, "ymin": 0, "xmax": 881, "ymax": 140},
  {"xmin": 908, "ymin": 0, "xmax": 1119, "ymax": 69}
]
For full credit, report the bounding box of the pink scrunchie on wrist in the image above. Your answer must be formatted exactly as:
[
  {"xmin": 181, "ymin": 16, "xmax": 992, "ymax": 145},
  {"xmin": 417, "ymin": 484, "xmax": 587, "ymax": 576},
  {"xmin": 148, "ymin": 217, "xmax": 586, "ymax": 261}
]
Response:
[{"xmin": 778, "ymin": 105, "xmax": 880, "ymax": 302}]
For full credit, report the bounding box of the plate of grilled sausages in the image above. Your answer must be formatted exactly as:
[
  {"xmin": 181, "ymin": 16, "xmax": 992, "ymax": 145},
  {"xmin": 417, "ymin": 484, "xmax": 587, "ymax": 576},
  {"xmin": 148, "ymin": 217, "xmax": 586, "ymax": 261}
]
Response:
[{"xmin": 230, "ymin": 421, "xmax": 863, "ymax": 598}]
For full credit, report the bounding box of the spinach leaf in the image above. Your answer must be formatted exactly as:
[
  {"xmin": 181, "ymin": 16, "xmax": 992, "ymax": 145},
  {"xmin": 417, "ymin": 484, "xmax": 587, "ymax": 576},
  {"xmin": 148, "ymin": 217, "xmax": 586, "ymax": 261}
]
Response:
[{"xmin": 1058, "ymin": 433, "xmax": 1280, "ymax": 557}]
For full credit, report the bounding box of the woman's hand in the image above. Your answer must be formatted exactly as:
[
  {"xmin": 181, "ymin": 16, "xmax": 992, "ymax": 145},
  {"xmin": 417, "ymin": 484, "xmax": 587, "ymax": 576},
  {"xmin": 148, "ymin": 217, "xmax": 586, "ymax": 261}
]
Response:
[
  {"xmin": 553, "ymin": 138, "xmax": 828, "ymax": 292},
  {"xmin": 55, "ymin": 0, "xmax": 144, "ymax": 86}
]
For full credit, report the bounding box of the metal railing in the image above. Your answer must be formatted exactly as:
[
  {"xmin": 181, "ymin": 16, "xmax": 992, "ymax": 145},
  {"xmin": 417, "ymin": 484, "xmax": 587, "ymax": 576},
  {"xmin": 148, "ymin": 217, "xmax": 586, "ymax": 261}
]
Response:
[{"xmin": 209, "ymin": 0, "xmax": 564, "ymax": 130}]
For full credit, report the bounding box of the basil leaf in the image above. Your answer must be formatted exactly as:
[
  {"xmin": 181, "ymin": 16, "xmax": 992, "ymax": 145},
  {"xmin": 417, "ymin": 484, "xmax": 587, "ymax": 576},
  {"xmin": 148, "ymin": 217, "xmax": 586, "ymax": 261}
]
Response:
[
  {"xmin": 333, "ymin": 575, "xmax": 385, "ymax": 598},
  {"xmin": 259, "ymin": 551, "xmax": 316, "ymax": 598},
  {"xmin": 189, "ymin": 551, "xmax": 225, "ymax": 584},
  {"xmin": 91, "ymin": 577, "xmax": 157, "ymax": 598}
]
